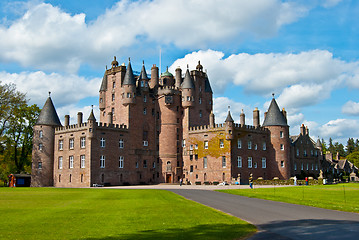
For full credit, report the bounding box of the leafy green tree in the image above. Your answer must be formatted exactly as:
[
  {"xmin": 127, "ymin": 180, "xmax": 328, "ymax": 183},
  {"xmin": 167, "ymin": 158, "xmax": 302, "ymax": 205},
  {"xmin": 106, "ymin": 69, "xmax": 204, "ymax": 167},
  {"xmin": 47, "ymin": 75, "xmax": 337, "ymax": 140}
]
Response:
[
  {"xmin": 346, "ymin": 138, "xmax": 355, "ymax": 155},
  {"xmin": 321, "ymin": 138, "xmax": 327, "ymax": 154},
  {"xmin": 347, "ymin": 152, "xmax": 359, "ymax": 169},
  {"xmin": 355, "ymin": 139, "xmax": 359, "ymax": 152},
  {"xmin": 328, "ymin": 138, "xmax": 335, "ymax": 155}
]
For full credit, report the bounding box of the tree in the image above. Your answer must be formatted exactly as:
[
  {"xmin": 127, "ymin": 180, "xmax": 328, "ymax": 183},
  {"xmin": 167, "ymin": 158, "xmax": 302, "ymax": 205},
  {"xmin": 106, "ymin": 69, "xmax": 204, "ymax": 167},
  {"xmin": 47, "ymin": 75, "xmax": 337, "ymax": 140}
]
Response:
[
  {"xmin": 321, "ymin": 138, "xmax": 327, "ymax": 154},
  {"xmin": 346, "ymin": 138, "xmax": 355, "ymax": 155},
  {"xmin": 347, "ymin": 152, "xmax": 359, "ymax": 169}
]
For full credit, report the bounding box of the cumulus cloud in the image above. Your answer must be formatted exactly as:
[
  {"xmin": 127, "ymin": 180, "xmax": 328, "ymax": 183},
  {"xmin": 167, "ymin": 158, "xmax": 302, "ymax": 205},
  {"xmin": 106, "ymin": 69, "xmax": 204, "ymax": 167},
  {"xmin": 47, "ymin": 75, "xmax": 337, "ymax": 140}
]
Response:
[
  {"xmin": 318, "ymin": 119, "xmax": 359, "ymax": 143},
  {"xmin": 0, "ymin": 71, "xmax": 101, "ymax": 106},
  {"xmin": 342, "ymin": 101, "xmax": 359, "ymax": 116},
  {"xmin": 170, "ymin": 49, "xmax": 358, "ymax": 111},
  {"xmin": 0, "ymin": 0, "xmax": 309, "ymax": 72},
  {"xmin": 57, "ymin": 104, "xmax": 100, "ymax": 126}
]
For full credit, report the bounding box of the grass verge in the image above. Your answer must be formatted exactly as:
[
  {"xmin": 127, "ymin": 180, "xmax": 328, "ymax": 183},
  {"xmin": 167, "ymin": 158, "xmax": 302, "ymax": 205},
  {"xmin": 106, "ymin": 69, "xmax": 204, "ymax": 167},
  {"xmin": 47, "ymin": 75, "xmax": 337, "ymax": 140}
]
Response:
[
  {"xmin": 0, "ymin": 188, "xmax": 255, "ymax": 240},
  {"xmin": 218, "ymin": 183, "xmax": 359, "ymax": 213}
]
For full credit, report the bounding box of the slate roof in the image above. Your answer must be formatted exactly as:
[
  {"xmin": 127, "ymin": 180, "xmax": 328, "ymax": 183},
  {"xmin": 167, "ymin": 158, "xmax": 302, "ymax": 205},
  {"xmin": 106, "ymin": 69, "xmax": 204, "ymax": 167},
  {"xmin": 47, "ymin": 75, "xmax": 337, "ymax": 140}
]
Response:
[
  {"xmin": 204, "ymin": 77, "xmax": 213, "ymax": 93},
  {"xmin": 99, "ymin": 73, "xmax": 107, "ymax": 92},
  {"xmin": 123, "ymin": 61, "xmax": 136, "ymax": 85},
  {"xmin": 262, "ymin": 98, "xmax": 288, "ymax": 126},
  {"xmin": 316, "ymin": 139, "xmax": 322, "ymax": 148},
  {"xmin": 36, "ymin": 97, "xmax": 62, "ymax": 126},
  {"xmin": 87, "ymin": 109, "xmax": 96, "ymax": 121},
  {"xmin": 225, "ymin": 110, "xmax": 234, "ymax": 122},
  {"xmin": 139, "ymin": 62, "xmax": 149, "ymax": 80},
  {"xmin": 181, "ymin": 69, "xmax": 195, "ymax": 89}
]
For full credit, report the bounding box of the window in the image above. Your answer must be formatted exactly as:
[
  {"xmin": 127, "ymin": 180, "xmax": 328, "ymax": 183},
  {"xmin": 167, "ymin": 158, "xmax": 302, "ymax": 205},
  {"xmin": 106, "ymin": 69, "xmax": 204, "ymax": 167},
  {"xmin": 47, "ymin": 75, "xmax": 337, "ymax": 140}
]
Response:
[
  {"xmin": 315, "ymin": 151, "xmax": 318, "ymax": 157},
  {"xmin": 69, "ymin": 138, "xmax": 74, "ymax": 149},
  {"xmin": 143, "ymin": 95, "xmax": 147, "ymax": 102},
  {"xmin": 294, "ymin": 163, "xmax": 297, "ymax": 171},
  {"xmin": 311, "ymin": 150, "xmax": 314, "ymax": 156},
  {"xmin": 39, "ymin": 143, "xmax": 43, "ymax": 150},
  {"xmin": 190, "ymin": 155, "xmax": 193, "ymax": 160},
  {"xmin": 143, "ymin": 160, "xmax": 147, "ymax": 168},
  {"xmin": 58, "ymin": 157, "xmax": 63, "ymax": 169},
  {"xmin": 262, "ymin": 158, "xmax": 266, "ymax": 168},
  {"xmin": 280, "ymin": 131, "xmax": 283, "ymax": 138},
  {"xmin": 281, "ymin": 161, "xmax": 284, "ymax": 168},
  {"xmin": 311, "ymin": 163, "xmax": 314, "ymax": 170},
  {"xmin": 190, "ymin": 165, "xmax": 193, "ymax": 172},
  {"xmin": 204, "ymin": 141, "xmax": 208, "ymax": 149},
  {"xmin": 113, "ymin": 81, "xmax": 116, "ymax": 88},
  {"xmin": 238, "ymin": 139, "xmax": 242, "ymax": 149},
  {"xmin": 100, "ymin": 138, "xmax": 105, "ymax": 148},
  {"xmin": 296, "ymin": 149, "xmax": 299, "ymax": 156},
  {"xmin": 182, "ymin": 139, "xmax": 186, "ymax": 148},
  {"xmin": 254, "ymin": 162, "xmax": 257, "ymax": 168},
  {"xmin": 199, "ymin": 98, "xmax": 202, "ymax": 104},
  {"xmin": 80, "ymin": 155, "xmax": 85, "ymax": 168},
  {"xmin": 127, "ymin": 93, "xmax": 131, "ymax": 98},
  {"xmin": 112, "ymin": 94, "xmax": 115, "ymax": 101},
  {"xmin": 136, "ymin": 162, "xmax": 139, "ymax": 168},
  {"xmin": 39, "ymin": 130, "xmax": 43, "ymax": 138},
  {"xmin": 112, "ymin": 108, "xmax": 115, "ymax": 115},
  {"xmin": 119, "ymin": 139, "xmax": 124, "ymax": 148},
  {"xmin": 143, "ymin": 141, "xmax": 148, "ymax": 146},
  {"xmin": 143, "ymin": 108, "xmax": 147, "ymax": 115},
  {"xmin": 220, "ymin": 139, "xmax": 224, "ymax": 148},
  {"xmin": 248, "ymin": 157, "xmax": 252, "ymax": 168},
  {"xmin": 152, "ymin": 161, "xmax": 156, "ymax": 168},
  {"xmin": 254, "ymin": 144, "xmax": 258, "ymax": 150},
  {"xmin": 69, "ymin": 156, "xmax": 74, "ymax": 169},
  {"xmin": 199, "ymin": 110, "xmax": 202, "ymax": 118},
  {"xmin": 195, "ymin": 144, "xmax": 198, "ymax": 149},
  {"xmin": 306, "ymin": 163, "xmax": 309, "ymax": 170},
  {"xmin": 263, "ymin": 142, "xmax": 266, "ymax": 150},
  {"xmin": 301, "ymin": 163, "xmax": 304, "ymax": 170},
  {"xmin": 38, "ymin": 162, "xmax": 42, "ymax": 169},
  {"xmin": 59, "ymin": 140, "xmax": 63, "ymax": 150},
  {"xmin": 80, "ymin": 137, "xmax": 86, "ymax": 148},
  {"xmin": 187, "ymin": 96, "xmax": 190, "ymax": 101},
  {"xmin": 280, "ymin": 144, "xmax": 284, "ymax": 150},
  {"xmin": 195, "ymin": 154, "xmax": 198, "ymax": 160},
  {"xmin": 248, "ymin": 141, "xmax": 252, "ymax": 149},
  {"xmin": 315, "ymin": 164, "xmax": 318, "ymax": 170},
  {"xmin": 304, "ymin": 150, "xmax": 307, "ymax": 156},
  {"xmin": 141, "ymin": 81, "xmax": 144, "ymax": 87},
  {"xmin": 190, "ymin": 145, "xmax": 193, "ymax": 150},
  {"xmin": 100, "ymin": 155, "xmax": 105, "ymax": 168},
  {"xmin": 237, "ymin": 156, "xmax": 242, "ymax": 168},
  {"xmin": 203, "ymin": 157, "xmax": 208, "ymax": 168},
  {"xmin": 222, "ymin": 156, "xmax": 226, "ymax": 168}
]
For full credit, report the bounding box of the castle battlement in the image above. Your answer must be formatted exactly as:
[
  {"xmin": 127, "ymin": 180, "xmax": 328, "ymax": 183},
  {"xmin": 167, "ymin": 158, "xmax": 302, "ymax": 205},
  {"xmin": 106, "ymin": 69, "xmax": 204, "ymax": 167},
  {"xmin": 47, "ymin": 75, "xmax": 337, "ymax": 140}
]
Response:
[
  {"xmin": 97, "ymin": 122, "xmax": 128, "ymax": 130},
  {"xmin": 55, "ymin": 123, "xmax": 89, "ymax": 132}
]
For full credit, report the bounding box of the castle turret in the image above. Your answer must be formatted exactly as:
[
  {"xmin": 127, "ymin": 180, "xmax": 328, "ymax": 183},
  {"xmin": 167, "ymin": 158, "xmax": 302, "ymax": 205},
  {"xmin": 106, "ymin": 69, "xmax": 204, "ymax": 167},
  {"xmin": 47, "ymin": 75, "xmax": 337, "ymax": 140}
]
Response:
[
  {"xmin": 31, "ymin": 94, "xmax": 62, "ymax": 187},
  {"xmin": 87, "ymin": 107, "xmax": 96, "ymax": 139},
  {"xmin": 99, "ymin": 72, "xmax": 107, "ymax": 111},
  {"xmin": 181, "ymin": 68, "xmax": 195, "ymax": 108},
  {"xmin": 263, "ymin": 97, "xmax": 290, "ymax": 179},
  {"xmin": 139, "ymin": 61, "xmax": 149, "ymax": 91},
  {"xmin": 122, "ymin": 59, "xmax": 136, "ymax": 106},
  {"xmin": 225, "ymin": 108, "xmax": 234, "ymax": 140},
  {"xmin": 160, "ymin": 67, "xmax": 174, "ymax": 87},
  {"xmin": 175, "ymin": 67, "xmax": 182, "ymax": 89}
]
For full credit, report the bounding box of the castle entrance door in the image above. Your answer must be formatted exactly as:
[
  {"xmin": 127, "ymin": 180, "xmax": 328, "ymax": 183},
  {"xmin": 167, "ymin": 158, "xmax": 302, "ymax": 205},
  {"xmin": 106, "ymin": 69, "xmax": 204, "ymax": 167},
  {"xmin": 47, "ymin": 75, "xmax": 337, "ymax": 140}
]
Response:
[{"xmin": 166, "ymin": 174, "xmax": 172, "ymax": 183}]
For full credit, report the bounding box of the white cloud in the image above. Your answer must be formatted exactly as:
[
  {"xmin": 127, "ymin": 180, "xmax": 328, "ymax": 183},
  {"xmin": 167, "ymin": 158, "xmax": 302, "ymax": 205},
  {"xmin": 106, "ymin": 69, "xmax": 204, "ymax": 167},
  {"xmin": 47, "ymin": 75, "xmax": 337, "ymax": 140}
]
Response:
[
  {"xmin": 0, "ymin": 71, "xmax": 101, "ymax": 107},
  {"xmin": 0, "ymin": 0, "xmax": 309, "ymax": 72},
  {"xmin": 170, "ymin": 49, "xmax": 359, "ymax": 110},
  {"xmin": 57, "ymin": 104, "xmax": 100, "ymax": 126},
  {"xmin": 318, "ymin": 119, "xmax": 359, "ymax": 143},
  {"xmin": 321, "ymin": 0, "xmax": 343, "ymax": 8},
  {"xmin": 342, "ymin": 101, "xmax": 359, "ymax": 116}
]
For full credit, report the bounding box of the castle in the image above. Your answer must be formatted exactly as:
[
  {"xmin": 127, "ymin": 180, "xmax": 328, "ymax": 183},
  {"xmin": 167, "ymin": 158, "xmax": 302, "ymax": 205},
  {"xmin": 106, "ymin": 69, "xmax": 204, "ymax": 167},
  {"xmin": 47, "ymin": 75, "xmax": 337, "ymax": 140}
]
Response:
[{"xmin": 31, "ymin": 57, "xmax": 323, "ymax": 187}]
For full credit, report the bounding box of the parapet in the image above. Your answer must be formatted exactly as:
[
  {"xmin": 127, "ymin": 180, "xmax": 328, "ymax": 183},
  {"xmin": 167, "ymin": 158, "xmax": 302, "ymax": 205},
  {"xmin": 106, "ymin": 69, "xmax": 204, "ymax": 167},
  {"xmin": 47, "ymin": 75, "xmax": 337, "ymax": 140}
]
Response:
[{"xmin": 55, "ymin": 121, "xmax": 128, "ymax": 134}]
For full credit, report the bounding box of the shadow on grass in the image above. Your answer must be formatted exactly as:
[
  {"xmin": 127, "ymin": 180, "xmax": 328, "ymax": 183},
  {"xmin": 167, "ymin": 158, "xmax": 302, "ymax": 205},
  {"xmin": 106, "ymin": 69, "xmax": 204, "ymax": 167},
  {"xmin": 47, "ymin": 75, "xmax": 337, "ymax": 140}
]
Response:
[
  {"xmin": 86, "ymin": 223, "xmax": 255, "ymax": 240},
  {"xmin": 249, "ymin": 219, "xmax": 359, "ymax": 240}
]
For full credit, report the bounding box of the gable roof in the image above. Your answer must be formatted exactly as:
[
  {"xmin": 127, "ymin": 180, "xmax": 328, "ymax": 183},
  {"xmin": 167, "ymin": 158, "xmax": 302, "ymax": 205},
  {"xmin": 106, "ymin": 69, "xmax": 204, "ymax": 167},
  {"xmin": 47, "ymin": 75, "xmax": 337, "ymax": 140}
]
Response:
[
  {"xmin": 36, "ymin": 97, "xmax": 62, "ymax": 126},
  {"xmin": 262, "ymin": 98, "xmax": 288, "ymax": 126}
]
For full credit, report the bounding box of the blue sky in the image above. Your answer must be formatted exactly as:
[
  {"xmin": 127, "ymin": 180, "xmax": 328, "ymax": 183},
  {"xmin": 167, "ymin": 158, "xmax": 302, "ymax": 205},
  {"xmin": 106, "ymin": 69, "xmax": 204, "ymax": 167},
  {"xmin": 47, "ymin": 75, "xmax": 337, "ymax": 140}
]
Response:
[{"xmin": 0, "ymin": 0, "xmax": 358, "ymax": 144}]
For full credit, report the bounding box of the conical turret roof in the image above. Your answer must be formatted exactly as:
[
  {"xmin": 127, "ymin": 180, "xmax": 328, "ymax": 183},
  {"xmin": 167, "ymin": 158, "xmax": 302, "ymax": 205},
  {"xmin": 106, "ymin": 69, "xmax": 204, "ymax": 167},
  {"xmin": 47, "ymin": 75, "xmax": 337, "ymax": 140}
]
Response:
[
  {"xmin": 36, "ymin": 96, "xmax": 62, "ymax": 126},
  {"xmin": 123, "ymin": 60, "xmax": 136, "ymax": 85},
  {"xmin": 181, "ymin": 69, "xmax": 195, "ymax": 89},
  {"xmin": 225, "ymin": 110, "xmax": 234, "ymax": 123},
  {"xmin": 99, "ymin": 72, "xmax": 107, "ymax": 91},
  {"xmin": 139, "ymin": 62, "xmax": 149, "ymax": 80},
  {"xmin": 262, "ymin": 98, "xmax": 288, "ymax": 126},
  {"xmin": 87, "ymin": 108, "xmax": 96, "ymax": 121}
]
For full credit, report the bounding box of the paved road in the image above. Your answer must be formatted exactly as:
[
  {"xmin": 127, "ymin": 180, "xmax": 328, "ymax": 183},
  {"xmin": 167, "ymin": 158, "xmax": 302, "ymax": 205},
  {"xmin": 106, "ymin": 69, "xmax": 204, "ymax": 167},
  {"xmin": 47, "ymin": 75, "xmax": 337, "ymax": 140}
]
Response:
[{"xmin": 169, "ymin": 189, "xmax": 359, "ymax": 240}]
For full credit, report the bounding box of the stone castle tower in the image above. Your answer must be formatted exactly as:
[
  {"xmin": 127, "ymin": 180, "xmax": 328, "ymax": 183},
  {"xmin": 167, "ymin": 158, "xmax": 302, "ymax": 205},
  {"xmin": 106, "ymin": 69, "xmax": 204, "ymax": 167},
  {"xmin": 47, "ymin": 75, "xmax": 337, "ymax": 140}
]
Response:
[{"xmin": 31, "ymin": 56, "xmax": 322, "ymax": 187}]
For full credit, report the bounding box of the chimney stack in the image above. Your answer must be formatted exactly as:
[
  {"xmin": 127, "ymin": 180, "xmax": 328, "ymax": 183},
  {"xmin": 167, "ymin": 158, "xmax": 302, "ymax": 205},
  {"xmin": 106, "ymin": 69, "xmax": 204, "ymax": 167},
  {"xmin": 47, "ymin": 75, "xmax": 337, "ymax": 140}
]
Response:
[
  {"xmin": 77, "ymin": 112, "xmax": 83, "ymax": 125},
  {"xmin": 65, "ymin": 115, "xmax": 70, "ymax": 126}
]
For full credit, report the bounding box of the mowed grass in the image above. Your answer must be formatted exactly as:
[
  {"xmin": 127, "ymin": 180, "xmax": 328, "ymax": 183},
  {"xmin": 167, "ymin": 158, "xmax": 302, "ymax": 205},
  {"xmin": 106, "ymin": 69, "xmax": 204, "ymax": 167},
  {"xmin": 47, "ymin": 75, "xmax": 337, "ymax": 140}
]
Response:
[
  {"xmin": 218, "ymin": 183, "xmax": 359, "ymax": 213},
  {"xmin": 0, "ymin": 188, "xmax": 255, "ymax": 240}
]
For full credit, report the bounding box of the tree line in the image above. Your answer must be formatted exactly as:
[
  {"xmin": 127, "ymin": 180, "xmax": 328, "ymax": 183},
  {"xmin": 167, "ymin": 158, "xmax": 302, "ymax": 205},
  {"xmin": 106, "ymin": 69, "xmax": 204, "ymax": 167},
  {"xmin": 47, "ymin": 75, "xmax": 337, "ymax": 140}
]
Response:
[{"xmin": 0, "ymin": 81, "xmax": 40, "ymax": 183}]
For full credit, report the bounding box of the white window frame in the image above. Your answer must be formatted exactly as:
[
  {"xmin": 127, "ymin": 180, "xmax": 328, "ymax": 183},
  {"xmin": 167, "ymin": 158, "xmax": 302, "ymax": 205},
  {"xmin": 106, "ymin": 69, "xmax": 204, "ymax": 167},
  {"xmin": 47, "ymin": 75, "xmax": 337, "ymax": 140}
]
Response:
[
  {"xmin": 100, "ymin": 155, "xmax": 105, "ymax": 168},
  {"xmin": 80, "ymin": 155, "xmax": 85, "ymax": 168},
  {"xmin": 39, "ymin": 143, "xmax": 43, "ymax": 151},
  {"xmin": 59, "ymin": 156, "xmax": 63, "ymax": 169},
  {"xmin": 203, "ymin": 157, "xmax": 208, "ymax": 168},
  {"xmin": 237, "ymin": 156, "xmax": 242, "ymax": 168},
  {"xmin": 195, "ymin": 144, "xmax": 198, "ymax": 149},
  {"xmin": 69, "ymin": 156, "xmax": 74, "ymax": 169},
  {"xmin": 100, "ymin": 138, "xmax": 105, "ymax": 148},
  {"xmin": 119, "ymin": 139, "xmax": 124, "ymax": 148},
  {"xmin": 280, "ymin": 131, "xmax": 283, "ymax": 138},
  {"xmin": 69, "ymin": 138, "xmax": 74, "ymax": 150},
  {"xmin": 222, "ymin": 156, "xmax": 226, "ymax": 168},
  {"xmin": 190, "ymin": 145, "xmax": 193, "ymax": 150},
  {"xmin": 119, "ymin": 156, "xmax": 124, "ymax": 168},
  {"xmin": 248, "ymin": 157, "xmax": 252, "ymax": 168},
  {"xmin": 248, "ymin": 141, "xmax": 252, "ymax": 150},
  {"xmin": 182, "ymin": 139, "xmax": 186, "ymax": 148},
  {"xmin": 237, "ymin": 139, "xmax": 242, "ymax": 149},
  {"xmin": 204, "ymin": 141, "xmax": 208, "ymax": 149},
  {"xmin": 80, "ymin": 137, "xmax": 86, "ymax": 148},
  {"xmin": 254, "ymin": 144, "xmax": 258, "ymax": 150},
  {"xmin": 39, "ymin": 130, "xmax": 43, "ymax": 138},
  {"xmin": 59, "ymin": 140, "xmax": 63, "ymax": 150},
  {"xmin": 281, "ymin": 161, "xmax": 284, "ymax": 168},
  {"xmin": 262, "ymin": 157, "xmax": 266, "ymax": 169},
  {"xmin": 143, "ymin": 140, "xmax": 148, "ymax": 146},
  {"xmin": 263, "ymin": 142, "xmax": 266, "ymax": 150},
  {"xmin": 280, "ymin": 144, "xmax": 284, "ymax": 150},
  {"xmin": 294, "ymin": 163, "xmax": 297, "ymax": 171}
]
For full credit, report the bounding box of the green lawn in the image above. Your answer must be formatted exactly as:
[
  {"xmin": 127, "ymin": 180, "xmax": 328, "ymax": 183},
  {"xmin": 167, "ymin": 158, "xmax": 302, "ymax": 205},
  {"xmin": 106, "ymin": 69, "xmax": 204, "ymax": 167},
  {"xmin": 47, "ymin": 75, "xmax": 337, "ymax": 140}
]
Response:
[
  {"xmin": 218, "ymin": 183, "xmax": 359, "ymax": 213},
  {"xmin": 0, "ymin": 188, "xmax": 255, "ymax": 240}
]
